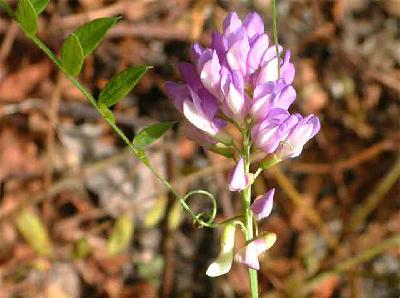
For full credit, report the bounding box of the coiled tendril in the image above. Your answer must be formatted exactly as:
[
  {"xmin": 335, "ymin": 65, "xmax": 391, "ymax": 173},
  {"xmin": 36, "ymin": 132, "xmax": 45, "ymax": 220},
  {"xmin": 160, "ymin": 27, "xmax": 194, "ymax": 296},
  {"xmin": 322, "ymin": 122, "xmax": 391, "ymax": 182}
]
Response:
[{"xmin": 182, "ymin": 190, "xmax": 218, "ymax": 228}]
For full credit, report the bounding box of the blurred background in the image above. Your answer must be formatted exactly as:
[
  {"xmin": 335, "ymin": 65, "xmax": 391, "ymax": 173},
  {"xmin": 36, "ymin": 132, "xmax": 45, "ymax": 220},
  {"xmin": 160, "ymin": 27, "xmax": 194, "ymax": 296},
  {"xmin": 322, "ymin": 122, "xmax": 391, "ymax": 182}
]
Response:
[{"xmin": 0, "ymin": 0, "xmax": 399, "ymax": 297}]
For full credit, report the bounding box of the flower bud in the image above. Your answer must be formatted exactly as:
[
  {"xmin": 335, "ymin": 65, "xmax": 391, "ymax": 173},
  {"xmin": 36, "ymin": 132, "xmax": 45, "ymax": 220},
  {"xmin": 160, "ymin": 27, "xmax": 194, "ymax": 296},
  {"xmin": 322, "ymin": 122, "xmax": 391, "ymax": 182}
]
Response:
[
  {"xmin": 251, "ymin": 188, "xmax": 275, "ymax": 221},
  {"xmin": 206, "ymin": 224, "xmax": 236, "ymax": 277},
  {"xmin": 229, "ymin": 158, "xmax": 250, "ymax": 192}
]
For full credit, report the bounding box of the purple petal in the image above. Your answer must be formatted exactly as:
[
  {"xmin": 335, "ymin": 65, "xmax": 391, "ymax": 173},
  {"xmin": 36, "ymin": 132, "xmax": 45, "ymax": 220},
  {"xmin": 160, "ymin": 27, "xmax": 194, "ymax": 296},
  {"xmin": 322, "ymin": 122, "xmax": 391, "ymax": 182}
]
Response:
[
  {"xmin": 178, "ymin": 63, "xmax": 203, "ymax": 91},
  {"xmin": 243, "ymin": 12, "xmax": 265, "ymax": 40},
  {"xmin": 164, "ymin": 82, "xmax": 188, "ymax": 111},
  {"xmin": 223, "ymin": 12, "xmax": 242, "ymax": 36},
  {"xmin": 183, "ymin": 99, "xmax": 219, "ymax": 135},
  {"xmin": 190, "ymin": 43, "xmax": 205, "ymax": 61},
  {"xmin": 211, "ymin": 32, "xmax": 228, "ymax": 62},
  {"xmin": 199, "ymin": 50, "xmax": 221, "ymax": 96},
  {"xmin": 251, "ymin": 108, "xmax": 291, "ymax": 152},
  {"xmin": 220, "ymin": 69, "xmax": 248, "ymax": 121},
  {"xmin": 235, "ymin": 251, "xmax": 260, "ymax": 270},
  {"xmin": 251, "ymin": 188, "xmax": 275, "ymax": 220},
  {"xmin": 229, "ymin": 158, "xmax": 249, "ymax": 191},
  {"xmin": 227, "ymin": 36, "xmax": 250, "ymax": 76},
  {"xmin": 262, "ymin": 45, "xmax": 283, "ymax": 64},
  {"xmin": 247, "ymin": 34, "xmax": 269, "ymax": 75},
  {"xmin": 278, "ymin": 114, "xmax": 320, "ymax": 159},
  {"xmin": 256, "ymin": 57, "xmax": 279, "ymax": 85},
  {"xmin": 234, "ymin": 233, "xmax": 277, "ymax": 270},
  {"xmin": 280, "ymin": 50, "xmax": 295, "ymax": 84},
  {"xmin": 274, "ymin": 85, "xmax": 296, "ymax": 110}
]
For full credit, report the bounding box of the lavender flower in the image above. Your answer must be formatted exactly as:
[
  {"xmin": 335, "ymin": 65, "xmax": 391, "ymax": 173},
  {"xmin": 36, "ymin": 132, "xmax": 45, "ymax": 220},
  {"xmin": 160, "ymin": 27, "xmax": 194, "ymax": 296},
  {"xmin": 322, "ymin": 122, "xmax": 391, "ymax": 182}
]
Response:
[
  {"xmin": 235, "ymin": 233, "xmax": 277, "ymax": 270},
  {"xmin": 165, "ymin": 11, "xmax": 296, "ymax": 139},
  {"xmin": 251, "ymin": 188, "xmax": 275, "ymax": 220},
  {"xmin": 163, "ymin": 9, "xmax": 322, "ymax": 281},
  {"xmin": 275, "ymin": 114, "xmax": 320, "ymax": 159},
  {"xmin": 229, "ymin": 158, "xmax": 250, "ymax": 191}
]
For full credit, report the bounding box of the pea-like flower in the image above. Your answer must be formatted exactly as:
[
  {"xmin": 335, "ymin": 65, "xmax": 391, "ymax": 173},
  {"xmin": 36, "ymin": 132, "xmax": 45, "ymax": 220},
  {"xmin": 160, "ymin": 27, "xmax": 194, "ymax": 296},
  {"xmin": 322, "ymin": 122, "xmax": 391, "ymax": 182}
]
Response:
[
  {"xmin": 275, "ymin": 114, "xmax": 321, "ymax": 159},
  {"xmin": 235, "ymin": 233, "xmax": 277, "ymax": 270},
  {"xmin": 165, "ymin": 11, "xmax": 296, "ymax": 139},
  {"xmin": 251, "ymin": 188, "xmax": 275, "ymax": 220},
  {"xmin": 229, "ymin": 158, "xmax": 250, "ymax": 191}
]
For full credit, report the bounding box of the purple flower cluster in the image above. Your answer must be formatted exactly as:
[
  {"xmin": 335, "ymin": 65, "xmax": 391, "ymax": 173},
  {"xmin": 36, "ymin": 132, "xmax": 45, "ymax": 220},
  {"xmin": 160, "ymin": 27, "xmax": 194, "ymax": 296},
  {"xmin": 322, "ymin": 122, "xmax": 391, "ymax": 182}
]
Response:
[{"xmin": 165, "ymin": 11, "xmax": 320, "ymax": 160}]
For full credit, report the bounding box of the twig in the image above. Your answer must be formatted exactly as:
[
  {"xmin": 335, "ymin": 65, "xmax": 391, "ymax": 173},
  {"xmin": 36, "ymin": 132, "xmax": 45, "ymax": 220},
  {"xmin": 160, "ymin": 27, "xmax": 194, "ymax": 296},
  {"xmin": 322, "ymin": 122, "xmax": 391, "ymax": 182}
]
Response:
[
  {"xmin": 160, "ymin": 148, "xmax": 177, "ymax": 298},
  {"xmin": 0, "ymin": 21, "xmax": 17, "ymax": 63},
  {"xmin": 301, "ymin": 235, "xmax": 400, "ymax": 295},
  {"xmin": 43, "ymin": 72, "xmax": 63, "ymax": 222},
  {"xmin": 269, "ymin": 166, "xmax": 338, "ymax": 249},
  {"xmin": 289, "ymin": 138, "xmax": 397, "ymax": 174},
  {"xmin": 348, "ymin": 155, "xmax": 400, "ymax": 231}
]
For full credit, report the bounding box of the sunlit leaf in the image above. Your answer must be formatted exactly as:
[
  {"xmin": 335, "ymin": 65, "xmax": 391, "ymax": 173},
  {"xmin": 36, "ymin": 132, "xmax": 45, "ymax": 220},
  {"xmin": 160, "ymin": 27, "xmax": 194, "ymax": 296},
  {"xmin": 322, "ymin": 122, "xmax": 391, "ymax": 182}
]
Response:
[
  {"xmin": 167, "ymin": 200, "xmax": 183, "ymax": 230},
  {"xmin": 16, "ymin": 0, "xmax": 38, "ymax": 35},
  {"xmin": 31, "ymin": 0, "xmax": 48, "ymax": 14},
  {"xmin": 60, "ymin": 33, "xmax": 84, "ymax": 76},
  {"xmin": 107, "ymin": 213, "xmax": 133, "ymax": 256},
  {"xmin": 74, "ymin": 17, "xmax": 120, "ymax": 57},
  {"xmin": 133, "ymin": 121, "xmax": 175, "ymax": 149},
  {"xmin": 16, "ymin": 210, "xmax": 52, "ymax": 256},
  {"xmin": 144, "ymin": 196, "xmax": 167, "ymax": 228},
  {"xmin": 98, "ymin": 66, "xmax": 150, "ymax": 107},
  {"xmin": 72, "ymin": 238, "xmax": 91, "ymax": 259}
]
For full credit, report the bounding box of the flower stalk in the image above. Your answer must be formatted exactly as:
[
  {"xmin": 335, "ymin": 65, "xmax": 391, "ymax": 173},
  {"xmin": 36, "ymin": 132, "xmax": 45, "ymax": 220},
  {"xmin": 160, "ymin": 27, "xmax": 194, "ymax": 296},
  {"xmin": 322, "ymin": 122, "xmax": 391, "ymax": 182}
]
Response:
[{"xmin": 242, "ymin": 128, "xmax": 258, "ymax": 298}]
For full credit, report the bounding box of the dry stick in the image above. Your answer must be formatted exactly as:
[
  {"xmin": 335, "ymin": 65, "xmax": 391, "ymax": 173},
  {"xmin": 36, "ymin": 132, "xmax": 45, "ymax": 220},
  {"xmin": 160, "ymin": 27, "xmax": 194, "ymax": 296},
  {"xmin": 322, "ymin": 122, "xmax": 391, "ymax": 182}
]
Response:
[
  {"xmin": 269, "ymin": 166, "xmax": 338, "ymax": 249},
  {"xmin": 0, "ymin": 147, "xmax": 132, "ymax": 225},
  {"xmin": 160, "ymin": 148, "xmax": 177, "ymax": 298},
  {"xmin": 348, "ymin": 155, "xmax": 400, "ymax": 231},
  {"xmin": 290, "ymin": 138, "xmax": 397, "ymax": 174},
  {"xmin": 0, "ymin": 139, "xmax": 395, "ymax": 228},
  {"xmin": 301, "ymin": 235, "xmax": 400, "ymax": 296},
  {"xmin": 0, "ymin": 21, "xmax": 17, "ymax": 62},
  {"xmin": 43, "ymin": 73, "xmax": 63, "ymax": 222}
]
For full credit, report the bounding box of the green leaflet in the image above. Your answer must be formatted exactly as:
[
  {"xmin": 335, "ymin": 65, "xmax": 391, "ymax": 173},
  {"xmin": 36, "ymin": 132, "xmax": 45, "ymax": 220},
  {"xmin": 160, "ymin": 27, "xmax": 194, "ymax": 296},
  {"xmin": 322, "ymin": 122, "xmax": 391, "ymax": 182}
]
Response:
[
  {"xmin": 16, "ymin": 0, "xmax": 38, "ymax": 35},
  {"xmin": 30, "ymin": 0, "xmax": 48, "ymax": 14},
  {"xmin": 74, "ymin": 17, "xmax": 120, "ymax": 57},
  {"xmin": 60, "ymin": 33, "xmax": 84, "ymax": 76},
  {"xmin": 98, "ymin": 66, "xmax": 151, "ymax": 107},
  {"xmin": 59, "ymin": 17, "xmax": 119, "ymax": 76},
  {"xmin": 133, "ymin": 121, "xmax": 175, "ymax": 149}
]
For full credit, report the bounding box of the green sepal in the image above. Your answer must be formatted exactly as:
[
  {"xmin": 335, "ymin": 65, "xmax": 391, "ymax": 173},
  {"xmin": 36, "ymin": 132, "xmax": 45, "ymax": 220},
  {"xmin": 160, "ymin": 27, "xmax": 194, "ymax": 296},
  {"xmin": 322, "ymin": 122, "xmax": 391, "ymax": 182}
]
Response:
[{"xmin": 261, "ymin": 154, "xmax": 282, "ymax": 170}]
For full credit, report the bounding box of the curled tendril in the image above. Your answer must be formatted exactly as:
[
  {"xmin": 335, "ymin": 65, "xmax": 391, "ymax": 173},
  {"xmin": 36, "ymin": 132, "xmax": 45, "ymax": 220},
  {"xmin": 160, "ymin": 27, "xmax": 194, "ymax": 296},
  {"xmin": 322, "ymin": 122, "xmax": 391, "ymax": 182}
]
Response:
[{"xmin": 182, "ymin": 190, "xmax": 218, "ymax": 228}]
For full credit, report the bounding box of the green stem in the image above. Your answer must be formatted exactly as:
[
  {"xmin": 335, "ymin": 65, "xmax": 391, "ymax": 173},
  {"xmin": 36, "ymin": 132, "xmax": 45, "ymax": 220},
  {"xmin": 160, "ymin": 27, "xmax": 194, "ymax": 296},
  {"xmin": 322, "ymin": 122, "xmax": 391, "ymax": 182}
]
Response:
[
  {"xmin": 0, "ymin": 0, "xmax": 218, "ymax": 229},
  {"xmin": 242, "ymin": 130, "xmax": 258, "ymax": 298},
  {"xmin": 272, "ymin": 0, "xmax": 280, "ymax": 79}
]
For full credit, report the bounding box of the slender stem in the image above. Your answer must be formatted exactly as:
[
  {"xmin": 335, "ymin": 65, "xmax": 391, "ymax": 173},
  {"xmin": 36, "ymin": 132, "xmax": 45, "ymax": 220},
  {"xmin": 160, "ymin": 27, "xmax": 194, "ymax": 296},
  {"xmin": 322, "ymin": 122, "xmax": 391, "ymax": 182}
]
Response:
[
  {"xmin": 272, "ymin": 0, "xmax": 281, "ymax": 79},
  {"xmin": 242, "ymin": 129, "xmax": 258, "ymax": 298},
  {"xmin": 0, "ymin": 0, "xmax": 218, "ymax": 228}
]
